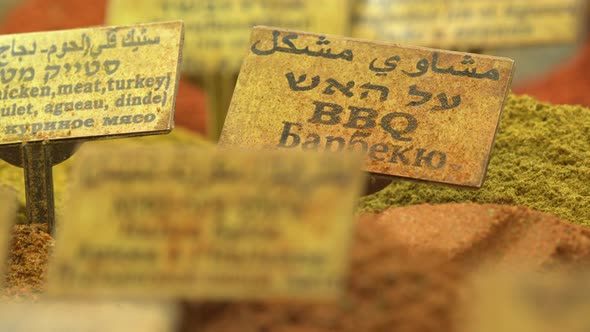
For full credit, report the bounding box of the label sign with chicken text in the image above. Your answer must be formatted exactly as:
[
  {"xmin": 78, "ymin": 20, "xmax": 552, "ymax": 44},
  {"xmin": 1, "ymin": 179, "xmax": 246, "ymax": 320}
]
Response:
[{"xmin": 0, "ymin": 21, "xmax": 183, "ymax": 145}]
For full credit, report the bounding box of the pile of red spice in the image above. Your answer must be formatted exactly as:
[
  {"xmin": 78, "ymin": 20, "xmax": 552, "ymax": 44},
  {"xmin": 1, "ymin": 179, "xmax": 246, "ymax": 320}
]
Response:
[
  {"xmin": 0, "ymin": 0, "xmax": 209, "ymax": 136},
  {"xmin": 515, "ymin": 39, "xmax": 590, "ymax": 106}
]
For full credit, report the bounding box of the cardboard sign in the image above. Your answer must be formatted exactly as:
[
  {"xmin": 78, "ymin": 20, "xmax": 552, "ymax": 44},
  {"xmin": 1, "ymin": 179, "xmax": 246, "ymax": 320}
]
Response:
[
  {"xmin": 0, "ymin": 301, "xmax": 177, "ymax": 332},
  {"xmin": 352, "ymin": 0, "xmax": 585, "ymax": 49},
  {"xmin": 106, "ymin": 0, "xmax": 350, "ymax": 74},
  {"xmin": 0, "ymin": 21, "xmax": 183, "ymax": 145},
  {"xmin": 0, "ymin": 186, "xmax": 16, "ymax": 284},
  {"xmin": 466, "ymin": 271, "xmax": 590, "ymax": 332},
  {"xmin": 48, "ymin": 145, "xmax": 364, "ymax": 300},
  {"xmin": 218, "ymin": 27, "xmax": 514, "ymax": 187}
]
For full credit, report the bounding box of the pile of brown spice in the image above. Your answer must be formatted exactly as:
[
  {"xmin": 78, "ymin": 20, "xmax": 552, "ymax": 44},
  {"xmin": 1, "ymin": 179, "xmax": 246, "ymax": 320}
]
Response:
[
  {"xmin": 177, "ymin": 203, "xmax": 590, "ymax": 332},
  {"xmin": 3, "ymin": 223, "xmax": 53, "ymax": 300},
  {"xmin": 180, "ymin": 216, "xmax": 465, "ymax": 332},
  {"xmin": 3, "ymin": 203, "xmax": 590, "ymax": 331}
]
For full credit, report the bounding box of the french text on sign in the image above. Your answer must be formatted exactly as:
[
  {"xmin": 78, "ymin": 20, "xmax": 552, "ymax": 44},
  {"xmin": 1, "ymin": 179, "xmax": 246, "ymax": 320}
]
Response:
[
  {"xmin": 48, "ymin": 145, "xmax": 364, "ymax": 300},
  {"xmin": 218, "ymin": 26, "xmax": 514, "ymax": 187},
  {"xmin": 0, "ymin": 21, "xmax": 184, "ymax": 145}
]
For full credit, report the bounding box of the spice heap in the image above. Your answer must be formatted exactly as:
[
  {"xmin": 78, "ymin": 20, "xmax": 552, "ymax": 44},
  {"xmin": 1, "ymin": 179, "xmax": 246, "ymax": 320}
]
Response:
[
  {"xmin": 371, "ymin": 203, "xmax": 590, "ymax": 269},
  {"xmin": 6, "ymin": 203, "xmax": 590, "ymax": 331},
  {"xmin": 3, "ymin": 223, "xmax": 53, "ymax": 300},
  {"xmin": 515, "ymin": 41, "xmax": 590, "ymax": 107},
  {"xmin": 361, "ymin": 94, "xmax": 590, "ymax": 226},
  {"xmin": 180, "ymin": 218, "xmax": 464, "ymax": 332},
  {"xmin": 178, "ymin": 203, "xmax": 590, "ymax": 331},
  {"xmin": 0, "ymin": 0, "xmax": 209, "ymax": 136}
]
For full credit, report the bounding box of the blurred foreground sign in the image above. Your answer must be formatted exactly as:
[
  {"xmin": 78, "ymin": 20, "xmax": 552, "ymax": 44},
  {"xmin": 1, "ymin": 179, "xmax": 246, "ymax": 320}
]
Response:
[
  {"xmin": 48, "ymin": 145, "xmax": 364, "ymax": 300},
  {"xmin": 352, "ymin": 0, "xmax": 585, "ymax": 49},
  {"xmin": 466, "ymin": 271, "xmax": 590, "ymax": 332},
  {"xmin": 107, "ymin": 0, "xmax": 350, "ymax": 74},
  {"xmin": 0, "ymin": 301, "xmax": 177, "ymax": 332},
  {"xmin": 219, "ymin": 27, "xmax": 514, "ymax": 187}
]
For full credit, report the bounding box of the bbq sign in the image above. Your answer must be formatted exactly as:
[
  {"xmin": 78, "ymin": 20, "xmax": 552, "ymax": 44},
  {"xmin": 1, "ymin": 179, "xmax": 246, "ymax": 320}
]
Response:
[{"xmin": 219, "ymin": 27, "xmax": 515, "ymax": 187}]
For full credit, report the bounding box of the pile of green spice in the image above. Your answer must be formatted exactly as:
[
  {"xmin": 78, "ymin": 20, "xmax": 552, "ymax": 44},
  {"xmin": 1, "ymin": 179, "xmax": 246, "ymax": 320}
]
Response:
[{"xmin": 360, "ymin": 94, "xmax": 590, "ymax": 226}]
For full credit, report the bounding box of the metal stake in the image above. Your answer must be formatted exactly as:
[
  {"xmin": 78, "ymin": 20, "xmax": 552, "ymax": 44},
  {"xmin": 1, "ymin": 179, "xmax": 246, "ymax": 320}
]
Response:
[
  {"xmin": 21, "ymin": 142, "xmax": 55, "ymax": 233},
  {"xmin": 0, "ymin": 141, "xmax": 78, "ymax": 234}
]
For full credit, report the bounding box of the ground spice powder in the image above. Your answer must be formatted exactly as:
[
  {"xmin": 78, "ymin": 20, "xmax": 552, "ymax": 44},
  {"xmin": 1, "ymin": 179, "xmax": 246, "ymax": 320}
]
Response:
[
  {"xmin": 361, "ymin": 94, "xmax": 590, "ymax": 226},
  {"xmin": 3, "ymin": 223, "xmax": 53, "ymax": 300},
  {"xmin": 178, "ymin": 203, "xmax": 590, "ymax": 332},
  {"xmin": 5, "ymin": 203, "xmax": 590, "ymax": 330},
  {"xmin": 180, "ymin": 216, "xmax": 465, "ymax": 332}
]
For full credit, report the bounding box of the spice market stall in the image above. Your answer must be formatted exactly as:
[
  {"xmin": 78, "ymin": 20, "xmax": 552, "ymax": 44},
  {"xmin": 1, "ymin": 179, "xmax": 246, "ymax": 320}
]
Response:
[{"xmin": 0, "ymin": 1, "xmax": 589, "ymax": 332}]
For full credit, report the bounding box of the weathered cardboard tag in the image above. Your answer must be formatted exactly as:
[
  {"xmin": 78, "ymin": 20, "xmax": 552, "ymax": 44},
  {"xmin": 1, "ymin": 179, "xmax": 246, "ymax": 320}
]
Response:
[
  {"xmin": 47, "ymin": 145, "xmax": 364, "ymax": 299},
  {"xmin": 0, "ymin": 186, "xmax": 16, "ymax": 284},
  {"xmin": 0, "ymin": 21, "xmax": 183, "ymax": 145},
  {"xmin": 466, "ymin": 271, "xmax": 590, "ymax": 332},
  {"xmin": 106, "ymin": 0, "xmax": 350, "ymax": 74},
  {"xmin": 352, "ymin": 0, "xmax": 585, "ymax": 49},
  {"xmin": 218, "ymin": 27, "xmax": 514, "ymax": 187},
  {"xmin": 0, "ymin": 301, "xmax": 177, "ymax": 332}
]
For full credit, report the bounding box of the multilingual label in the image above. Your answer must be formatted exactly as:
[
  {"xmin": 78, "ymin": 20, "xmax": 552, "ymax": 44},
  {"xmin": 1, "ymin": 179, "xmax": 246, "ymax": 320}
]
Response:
[
  {"xmin": 0, "ymin": 301, "xmax": 177, "ymax": 332},
  {"xmin": 0, "ymin": 186, "xmax": 16, "ymax": 285},
  {"xmin": 218, "ymin": 26, "xmax": 514, "ymax": 187},
  {"xmin": 47, "ymin": 145, "xmax": 364, "ymax": 299},
  {"xmin": 0, "ymin": 21, "xmax": 184, "ymax": 145},
  {"xmin": 106, "ymin": 0, "xmax": 350, "ymax": 74},
  {"xmin": 352, "ymin": 0, "xmax": 585, "ymax": 48}
]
